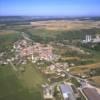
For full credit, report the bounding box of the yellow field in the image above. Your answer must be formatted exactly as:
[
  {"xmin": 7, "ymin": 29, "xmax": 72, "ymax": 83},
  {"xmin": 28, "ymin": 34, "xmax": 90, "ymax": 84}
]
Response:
[
  {"xmin": 70, "ymin": 62, "xmax": 100, "ymax": 74},
  {"xmin": 61, "ymin": 57, "xmax": 80, "ymax": 60},
  {"xmin": 0, "ymin": 30, "xmax": 16, "ymax": 35},
  {"xmin": 31, "ymin": 20, "xmax": 100, "ymax": 30},
  {"xmin": 90, "ymin": 76, "xmax": 100, "ymax": 86}
]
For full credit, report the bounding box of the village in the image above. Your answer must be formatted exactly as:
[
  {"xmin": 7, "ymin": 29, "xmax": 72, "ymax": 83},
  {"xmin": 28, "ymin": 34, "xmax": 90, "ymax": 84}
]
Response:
[
  {"xmin": 1, "ymin": 0, "xmax": 100, "ymax": 99},
  {"xmin": 0, "ymin": 33, "xmax": 100, "ymax": 100}
]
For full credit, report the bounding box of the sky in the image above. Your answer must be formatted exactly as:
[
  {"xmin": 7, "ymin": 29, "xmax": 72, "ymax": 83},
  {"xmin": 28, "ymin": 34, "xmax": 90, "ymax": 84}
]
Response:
[{"xmin": 0, "ymin": 0, "xmax": 100, "ymax": 16}]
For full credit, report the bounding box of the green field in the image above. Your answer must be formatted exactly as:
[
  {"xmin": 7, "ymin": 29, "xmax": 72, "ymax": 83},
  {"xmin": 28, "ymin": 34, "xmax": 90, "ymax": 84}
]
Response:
[
  {"xmin": 0, "ymin": 31, "xmax": 20, "ymax": 52},
  {"xmin": 0, "ymin": 63, "xmax": 46, "ymax": 100}
]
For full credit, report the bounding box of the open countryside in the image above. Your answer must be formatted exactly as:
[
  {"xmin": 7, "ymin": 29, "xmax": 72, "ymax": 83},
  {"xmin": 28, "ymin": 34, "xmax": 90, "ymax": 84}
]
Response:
[{"xmin": 0, "ymin": 0, "xmax": 100, "ymax": 100}]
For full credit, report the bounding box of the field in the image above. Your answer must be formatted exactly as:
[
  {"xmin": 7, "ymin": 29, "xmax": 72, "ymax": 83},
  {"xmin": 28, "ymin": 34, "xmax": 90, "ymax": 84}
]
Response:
[
  {"xmin": 0, "ymin": 32, "xmax": 20, "ymax": 52},
  {"xmin": 90, "ymin": 76, "xmax": 100, "ymax": 86},
  {"xmin": 70, "ymin": 48, "xmax": 100, "ymax": 76},
  {"xmin": 18, "ymin": 63, "xmax": 46, "ymax": 89},
  {"xmin": 0, "ymin": 63, "xmax": 46, "ymax": 100},
  {"xmin": 31, "ymin": 20, "xmax": 100, "ymax": 30},
  {"xmin": 1, "ymin": 20, "xmax": 100, "ymax": 43},
  {"xmin": 0, "ymin": 30, "xmax": 16, "ymax": 35},
  {"xmin": 17, "ymin": 63, "xmax": 46, "ymax": 100},
  {"xmin": 71, "ymin": 62, "xmax": 100, "ymax": 73},
  {"xmin": 0, "ymin": 65, "xmax": 32, "ymax": 100}
]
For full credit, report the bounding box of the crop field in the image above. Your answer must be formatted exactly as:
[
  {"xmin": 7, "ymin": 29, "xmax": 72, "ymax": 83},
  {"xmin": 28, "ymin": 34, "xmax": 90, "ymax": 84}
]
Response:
[
  {"xmin": 1, "ymin": 20, "xmax": 100, "ymax": 43},
  {"xmin": 0, "ymin": 32, "xmax": 20, "ymax": 52},
  {"xmin": 90, "ymin": 76, "xmax": 100, "ymax": 86},
  {"xmin": 18, "ymin": 63, "xmax": 46, "ymax": 89},
  {"xmin": 0, "ymin": 65, "xmax": 33, "ymax": 100},
  {"xmin": 69, "ymin": 46, "xmax": 100, "ymax": 74},
  {"xmin": 31, "ymin": 20, "xmax": 100, "ymax": 30},
  {"xmin": 0, "ymin": 63, "xmax": 46, "ymax": 100},
  {"xmin": 17, "ymin": 63, "xmax": 46, "ymax": 100},
  {"xmin": 0, "ymin": 30, "xmax": 16, "ymax": 35},
  {"xmin": 70, "ymin": 62, "xmax": 100, "ymax": 76}
]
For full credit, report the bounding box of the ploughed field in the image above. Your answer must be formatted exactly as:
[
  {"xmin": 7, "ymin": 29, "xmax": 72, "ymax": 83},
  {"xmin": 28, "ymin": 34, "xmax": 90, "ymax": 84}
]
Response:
[{"xmin": 31, "ymin": 20, "xmax": 100, "ymax": 30}]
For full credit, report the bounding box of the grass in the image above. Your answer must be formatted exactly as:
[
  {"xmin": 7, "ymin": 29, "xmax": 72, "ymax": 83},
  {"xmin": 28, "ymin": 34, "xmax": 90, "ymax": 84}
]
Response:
[
  {"xmin": 0, "ymin": 63, "xmax": 46, "ymax": 100},
  {"xmin": 18, "ymin": 63, "xmax": 46, "ymax": 89},
  {"xmin": 70, "ymin": 77, "xmax": 81, "ymax": 87},
  {"xmin": 70, "ymin": 62, "xmax": 100, "ymax": 74},
  {"xmin": 0, "ymin": 30, "xmax": 16, "ymax": 35},
  {"xmin": 17, "ymin": 63, "xmax": 47, "ymax": 100},
  {"xmin": 0, "ymin": 32, "xmax": 20, "ymax": 52},
  {"xmin": 70, "ymin": 46, "xmax": 100, "ymax": 75},
  {"xmin": 90, "ymin": 76, "xmax": 100, "ymax": 87},
  {"xmin": 81, "ymin": 46, "xmax": 100, "ymax": 62},
  {"xmin": 26, "ymin": 28, "xmax": 59, "ymax": 41},
  {"xmin": 0, "ymin": 65, "xmax": 31, "ymax": 100}
]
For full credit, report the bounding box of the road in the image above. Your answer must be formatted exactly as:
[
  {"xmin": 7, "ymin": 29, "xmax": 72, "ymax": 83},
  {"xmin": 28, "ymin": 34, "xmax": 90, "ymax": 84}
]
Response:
[{"xmin": 9, "ymin": 61, "xmax": 18, "ymax": 71}]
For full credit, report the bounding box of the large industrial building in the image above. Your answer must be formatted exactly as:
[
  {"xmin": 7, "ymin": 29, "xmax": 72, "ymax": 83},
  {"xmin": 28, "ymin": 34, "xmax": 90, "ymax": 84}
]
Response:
[
  {"xmin": 60, "ymin": 84, "xmax": 76, "ymax": 100},
  {"xmin": 82, "ymin": 34, "xmax": 100, "ymax": 43}
]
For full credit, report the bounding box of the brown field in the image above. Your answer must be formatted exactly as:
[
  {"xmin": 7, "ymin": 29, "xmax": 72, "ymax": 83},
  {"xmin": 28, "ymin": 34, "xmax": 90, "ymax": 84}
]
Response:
[
  {"xmin": 31, "ymin": 20, "xmax": 100, "ymax": 30},
  {"xmin": 0, "ymin": 30, "xmax": 16, "ymax": 35},
  {"xmin": 90, "ymin": 76, "xmax": 100, "ymax": 86},
  {"xmin": 61, "ymin": 57, "xmax": 80, "ymax": 61},
  {"xmin": 70, "ymin": 62, "xmax": 100, "ymax": 74}
]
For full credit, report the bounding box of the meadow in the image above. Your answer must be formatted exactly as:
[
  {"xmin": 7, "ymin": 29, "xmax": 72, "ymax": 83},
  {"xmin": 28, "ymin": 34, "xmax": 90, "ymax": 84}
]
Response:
[{"xmin": 0, "ymin": 63, "xmax": 46, "ymax": 100}]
